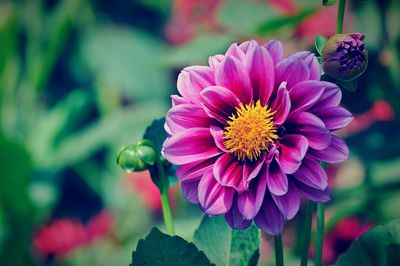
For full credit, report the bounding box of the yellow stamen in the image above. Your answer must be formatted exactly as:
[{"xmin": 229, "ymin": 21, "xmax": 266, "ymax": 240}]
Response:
[{"xmin": 223, "ymin": 100, "xmax": 278, "ymax": 161}]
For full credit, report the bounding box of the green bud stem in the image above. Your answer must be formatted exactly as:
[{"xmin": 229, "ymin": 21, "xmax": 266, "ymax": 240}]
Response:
[
  {"xmin": 336, "ymin": 0, "xmax": 346, "ymax": 34},
  {"xmin": 314, "ymin": 203, "xmax": 325, "ymax": 266},
  {"xmin": 274, "ymin": 235, "xmax": 284, "ymax": 266},
  {"xmin": 300, "ymin": 201, "xmax": 316, "ymax": 266}
]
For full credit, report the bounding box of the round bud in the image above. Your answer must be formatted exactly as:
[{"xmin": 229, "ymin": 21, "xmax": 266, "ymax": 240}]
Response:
[{"xmin": 117, "ymin": 142, "xmax": 156, "ymax": 172}]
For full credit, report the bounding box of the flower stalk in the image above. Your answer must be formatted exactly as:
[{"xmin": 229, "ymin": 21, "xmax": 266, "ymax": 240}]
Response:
[
  {"xmin": 274, "ymin": 235, "xmax": 284, "ymax": 266},
  {"xmin": 336, "ymin": 0, "xmax": 346, "ymax": 34},
  {"xmin": 300, "ymin": 201, "xmax": 315, "ymax": 266},
  {"xmin": 314, "ymin": 203, "xmax": 325, "ymax": 266}
]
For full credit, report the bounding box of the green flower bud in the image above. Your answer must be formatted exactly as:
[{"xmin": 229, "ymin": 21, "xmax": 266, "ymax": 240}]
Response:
[
  {"xmin": 117, "ymin": 142, "xmax": 156, "ymax": 172},
  {"xmin": 322, "ymin": 33, "xmax": 368, "ymax": 81}
]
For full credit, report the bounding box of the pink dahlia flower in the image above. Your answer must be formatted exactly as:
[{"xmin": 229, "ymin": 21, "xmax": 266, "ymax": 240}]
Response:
[{"xmin": 162, "ymin": 40, "xmax": 352, "ymax": 234}]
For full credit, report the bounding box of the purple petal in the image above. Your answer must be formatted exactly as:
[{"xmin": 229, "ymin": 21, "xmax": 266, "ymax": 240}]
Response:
[
  {"xmin": 275, "ymin": 58, "xmax": 310, "ymax": 90},
  {"xmin": 271, "ymin": 182, "xmax": 300, "ymax": 220},
  {"xmin": 201, "ymin": 86, "xmax": 241, "ymax": 124},
  {"xmin": 238, "ymin": 164, "xmax": 268, "ymax": 219},
  {"xmin": 177, "ymin": 66, "xmax": 215, "ymax": 102},
  {"xmin": 286, "ymin": 112, "xmax": 331, "ymax": 150},
  {"xmin": 293, "ymin": 156, "xmax": 328, "ymax": 190},
  {"xmin": 267, "ymin": 161, "xmax": 288, "ymax": 196},
  {"xmin": 289, "ymin": 51, "xmax": 320, "ymax": 80},
  {"xmin": 289, "ymin": 81, "xmax": 325, "ymax": 112},
  {"xmin": 277, "ymin": 134, "xmax": 308, "ymax": 174},
  {"xmin": 225, "ymin": 43, "xmax": 246, "ymax": 61},
  {"xmin": 293, "ymin": 179, "xmax": 331, "ymax": 203},
  {"xmin": 263, "ymin": 40, "xmax": 284, "ymax": 65},
  {"xmin": 308, "ymin": 135, "xmax": 349, "ymax": 163},
  {"xmin": 181, "ymin": 179, "xmax": 200, "ymax": 204},
  {"xmin": 312, "ymin": 106, "xmax": 353, "ymax": 131},
  {"xmin": 239, "ymin": 40, "xmax": 259, "ymax": 54},
  {"xmin": 254, "ymin": 193, "xmax": 285, "ymax": 235},
  {"xmin": 162, "ymin": 128, "xmax": 222, "ymax": 165},
  {"xmin": 243, "ymin": 154, "xmax": 265, "ymax": 188},
  {"xmin": 198, "ymin": 169, "xmax": 235, "ymax": 215},
  {"xmin": 310, "ymin": 82, "xmax": 342, "ymax": 110},
  {"xmin": 244, "ymin": 46, "xmax": 275, "ymax": 105},
  {"xmin": 214, "ymin": 153, "xmax": 245, "ymax": 192},
  {"xmin": 177, "ymin": 157, "xmax": 216, "ymax": 182},
  {"xmin": 210, "ymin": 125, "xmax": 228, "ymax": 152},
  {"xmin": 270, "ymin": 83, "xmax": 291, "ymax": 125},
  {"xmin": 166, "ymin": 104, "xmax": 212, "ymax": 133},
  {"xmin": 225, "ymin": 197, "xmax": 252, "ymax": 229},
  {"xmin": 209, "ymin": 54, "xmax": 225, "ymax": 69},
  {"xmin": 215, "ymin": 56, "xmax": 253, "ymax": 104}
]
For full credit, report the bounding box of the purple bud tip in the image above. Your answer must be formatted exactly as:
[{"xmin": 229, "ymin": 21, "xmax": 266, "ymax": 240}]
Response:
[{"xmin": 322, "ymin": 33, "xmax": 368, "ymax": 81}]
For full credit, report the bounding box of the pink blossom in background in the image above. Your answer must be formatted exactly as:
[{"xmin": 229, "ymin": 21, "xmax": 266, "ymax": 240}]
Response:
[
  {"xmin": 165, "ymin": 0, "xmax": 222, "ymax": 45},
  {"xmin": 33, "ymin": 210, "xmax": 114, "ymax": 260},
  {"xmin": 311, "ymin": 216, "xmax": 372, "ymax": 264},
  {"xmin": 163, "ymin": 40, "xmax": 352, "ymax": 234},
  {"xmin": 125, "ymin": 171, "xmax": 177, "ymax": 213}
]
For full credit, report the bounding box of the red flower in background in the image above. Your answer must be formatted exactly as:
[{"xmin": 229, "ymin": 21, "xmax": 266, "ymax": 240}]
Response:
[
  {"xmin": 124, "ymin": 171, "xmax": 177, "ymax": 213},
  {"xmin": 33, "ymin": 210, "xmax": 115, "ymax": 260},
  {"xmin": 311, "ymin": 216, "xmax": 372, "ymax": 264}
]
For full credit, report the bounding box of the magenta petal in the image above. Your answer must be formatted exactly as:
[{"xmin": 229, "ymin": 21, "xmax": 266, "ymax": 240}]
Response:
[
  {"xmin": 267, "ymin": 161, "xmax": 288, "ymax": 196},
  {"xmin": 225, "ymin": 43, "xmax": 246, "ymax": 61},
  {"xmin": 166, "ymin": 104, "xmax": 212, "ymax": 133},
  {"xmin": 210, "ymin": 125, "xmax": 228, "ymax": 152},
  {"xmin": 277, "ymin": 134, "xmax": 308, "ymax": 174},
  {"xmin": 310, "ymin": 82, "xmax": 342, "ymax": 109},
  {"xmin": 312, "ymin": 106, "xmax": 353, "ymax": 131},
  {"xmin": 263, "ymin": 40, "xmax": 284, "ymax": 65},
  {"xmin": 254, "ymin": 194, "xmax": 285, "ymax": 235},
  {"xmin": 171, "ymin": 95, "xmax": 189, "ymax": 106},
  {"xmin": 275, "ymin": 58, "xmax": 310, "ymax": 90},
  {"xmin": 177, "ymin": 66, "xmax": 215, "ymax": 103},
  {"xmin": 293, "ymin": 156, "xmax": 328, "ymax": 190},
  {"xmin": 238, "ymin": 164, "xmax": 268, "ymax": 219},
  {"xmin": 289, "ymin": 51, "xmax": 320, "ymax": 80},
  {"xmin": 215, "ymin": 56, "xmax": 253, "ymax": 104},
  {"xmin": 214, "ymin": 153, "xmax": 245, "ymax": 192},
  {"xmin": 198, "ymin": 169, "xmax": 234, "ymax": 215},
  {"xmin": 163, "ymin": 128, "xmax": 222, "ymax": 165},
  {"xmin": 244, "ymin": 46, "xmax": 275, "ymax": 105},
  {"xmin": 308, "ymin": 135, "xmax": 349, "ymax": 163},
  {"xmin": 181, "ymin": 179, "xmax": 200, "ymax": 204},
  {"xmin": 293, "ymin": 179, "xmax": 331, "ymax": 203},
  {"xmin": 289, "ymin": 81, "xmax": 325, "ymax": 112},
  {"xmin": 225, "ymin": 197, "xmax": 252, "ymax": 229},
  {"xmin": 177, "ymin": 157, "xmax": 216, "ymax": 182},
  {"xmin": 239, "ymin": 40, "xmax": 258, "ymax": 53},
  {"xmin": 209, "ymin": 54, "xmax": 225, "ymax": 69},
  {"xmin": 271, "ymin": 84, "xmax": 291, "ymax": 125},
  {"xmin": 271, "ymin": 182, "xmax": 300, "ymax": 220},
  {"xmin": 243, "ymin": 154, "xmax": 265, "ymax": 189},
  {"xmin": 287, "ymin": 112, "xmax": 331, "ymax": 150},
  {"xmin": 201, "ymin": 86, "xmax": 241, "ymax": 124}
]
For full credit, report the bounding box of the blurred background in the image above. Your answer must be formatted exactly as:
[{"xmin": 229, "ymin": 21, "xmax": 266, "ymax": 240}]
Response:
[{"xmin": 1, "ymin": 0, "xmax": 400, "ymax": 265}]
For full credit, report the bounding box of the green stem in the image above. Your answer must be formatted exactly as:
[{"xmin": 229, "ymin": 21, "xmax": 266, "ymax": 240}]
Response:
[
  {"xmin": 300, "ymin": 201, "xmax": 315, "ymax": 266},
  {"xmin": 314, "ymin": 204, "xmax": 325, "ymax": 266},
  {"xmin": 274, "ymin": 235, "xmax": 284, "ymax": 266},
  {"xmin": 141, "ymin": 140, "xmax": 175, "ymax": 235},
  {"xmin": 336, "ymin": 0, "xmax": 346, "ymax": 34}
]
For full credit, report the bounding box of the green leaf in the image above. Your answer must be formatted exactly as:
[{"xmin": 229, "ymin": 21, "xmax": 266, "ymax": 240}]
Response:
[
  {"xmin": 131, "ymin": 227, "xmax": 213, "ymax": 266},
  {"xmin": 143, "ymin": 117, "xmax": 168, "ymax": 153},
  {"xmin": 322, "ymin": 0, "xmax": 337, "ymax": 6},
  {"xmin": 257, "ymin": 7, "xmax": 317, "ymax": 35},
  {"xmin": 315, "ymin": 35, "xmax": 328, "ymax": 56},
  {"xmin": 194, "ymin": 215, "xmax": 260, "ymax": 266},
  {"xmin": 337, "ymin": 219, "xmax": 400, "ymax": 266}
]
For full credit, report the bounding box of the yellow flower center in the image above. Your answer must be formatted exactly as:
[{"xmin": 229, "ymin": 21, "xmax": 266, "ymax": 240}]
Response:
[{"xmin": 223, "ymin": 100, "xmax": 278, "ymax": 161}]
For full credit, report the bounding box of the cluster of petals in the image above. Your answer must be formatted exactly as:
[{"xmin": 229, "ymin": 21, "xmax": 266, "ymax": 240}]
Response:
[{"xmin": 162, "ymin": 40, "xmax": 352, "ymax": 234}]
